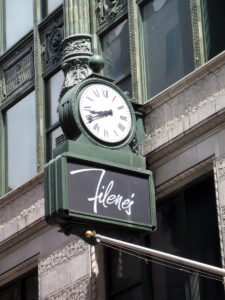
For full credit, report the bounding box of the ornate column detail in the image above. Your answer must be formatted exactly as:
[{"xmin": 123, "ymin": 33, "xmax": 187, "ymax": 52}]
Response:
[
  {"xmin": 214, "ymin": 157, "xmax": 225, "ymax": 270},
  {"xmin": 61, "ymin": 0, "xmax": 93, "ymax": 96}
]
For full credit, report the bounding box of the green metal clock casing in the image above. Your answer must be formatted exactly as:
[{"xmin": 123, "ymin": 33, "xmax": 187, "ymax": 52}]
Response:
[{"xmin": 59, "ymin": 77, "xmax": 136, "ymax": 148}]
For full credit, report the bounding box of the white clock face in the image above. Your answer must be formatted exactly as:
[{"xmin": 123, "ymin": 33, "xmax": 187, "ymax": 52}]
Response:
[{"xmin": 79, "ymin": 83, "xmax": 132, "ymax": 144}]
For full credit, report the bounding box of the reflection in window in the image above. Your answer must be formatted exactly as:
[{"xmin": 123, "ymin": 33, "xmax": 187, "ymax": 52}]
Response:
[
  {"xmin": 6, "ymin": 0, "xmax": 33, "ymax": 49},
  {"xmin": 46, "ymin": 70, "xmax": 65, "ymax": 160},
  {"xmin": 47, "ymin": 0, "xmax": 63, "ymax": 15},
  {"xmin": 101, "ymin": 19, "xmax": 131, "ymax": 93},
  {"xmin": 7, "ymin": 91, "xmax": 36, "ymax": 190},
  {"xmin": 149, "ymin": 175, "xmax": 224, "ymax": 300},
  {"xmin": 105, "ymin": 247, "xmax": 144, "ymax": 299},
  {"xmin": 142, "ymin": 0, "xmax": 194, "ymax": 99}
]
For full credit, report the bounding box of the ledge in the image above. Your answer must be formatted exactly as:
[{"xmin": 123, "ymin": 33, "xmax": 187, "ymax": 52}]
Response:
[
  {"xmin": 144, "ymin": 50, "xmax": 225, "ymax": 113},
  {"xmin": 0, "ymin": 172, "xmax": 44, "ymax": 209}
]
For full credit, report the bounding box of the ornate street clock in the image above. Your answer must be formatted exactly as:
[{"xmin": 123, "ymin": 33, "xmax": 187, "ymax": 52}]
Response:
[
  {"xmin": 45, "ymin": 55, "xmax": 156, "ymax": 242},
  {"xmin": 58, "ymin": 55, "xmax": 137, "ymax": 153}
]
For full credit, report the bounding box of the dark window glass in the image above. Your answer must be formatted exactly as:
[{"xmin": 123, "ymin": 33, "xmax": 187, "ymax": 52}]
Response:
[
  {"xmin": 0, "ymin": 270, "xmax": 38, "ymax": 300},
  {"xmin": 149, "ymin": 175, "xmax": 224, "ymax": 300},
  {"xmin": 101, "ymin": 19, "xmax": 131, "ymax": 92},
  {"xmin": 142, "ymin": 0, "xmax": 194, "ymax": 98},
  {"xmin": 105, "ymin": 246, "xmax": 145, "ymax": 300},
  {"xmin": 6, "ymin": 91, "xmax": 37, "ymax": 190},
  {"xmin": 201, "ymin": 0, "xmax": 225, "ymax": 60}
]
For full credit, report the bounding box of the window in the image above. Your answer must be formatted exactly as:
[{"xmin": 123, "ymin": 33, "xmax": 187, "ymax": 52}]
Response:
[
  {"xmin": 45, "ymin": 69, "xmax": 64, "ymax": 161},
  {"xmin": 105, "ymin": 248, "xmax": 145, "ymax": 299},
  {"xmin": 149, "ymin": 174, "xmax": 224, "ymax": 300},
  {"xmin": 4, "ymin": 0, "xmax": 33, "ymax": 51},
  {"xmin": 6, "ymin": 91, "xmax": 37, "ymax": 191},
  {"xmin": 201, "ymin": 0, "xmax": 225, "ymax": 60},
  {"xmin": 41, "ymin": 0, "xmax": 63, "ymax": 19},
  {"xmin": 0, "ymin": 269, "xmax": 38, "ymax": 300},
  {"xmin": 141, "ymin": 0, "xmax": 195, "ymax": 98},
  {"xmin": 101, "ymin": 19, "xmax": 132, "ymax": 95}
]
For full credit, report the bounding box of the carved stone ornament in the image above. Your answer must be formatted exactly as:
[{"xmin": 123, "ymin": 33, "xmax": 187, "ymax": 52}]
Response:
[
  {"xmin": 39, "ymin": 239, "xmax": 88, "ymax": 275},
  {"xmin": 95, "ymin": 0, "xmax": 127, "ymax": 30},
  {"xmin": 40, "ymin": 12, "xmax": 64, "ymax": 76},
  {"xmin": 63, "ymin": 35, "xmax": 92, "ymax": 60},
  {"xmin": 61, "ymin": 58, "xmax": 91, "ymax": 94},
  {"xmin": 216, "ymin": 158, "xmax": 225, "ymax": 181},
  {"xmin": 45, "ymin": 275, "xmax": 90, "ymax": 300}
]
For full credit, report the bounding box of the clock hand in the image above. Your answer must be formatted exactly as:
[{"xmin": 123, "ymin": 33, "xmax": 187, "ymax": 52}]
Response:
[
  {"xmin": 86, "ymin": 110, "xmax": 113, "ymax": 123},
  {"xmin": 85, "ymin": 109, "xmax": 113, "ymax": 116}
]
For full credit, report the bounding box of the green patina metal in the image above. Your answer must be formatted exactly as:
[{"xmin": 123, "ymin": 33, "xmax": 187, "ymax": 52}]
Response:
[{"xmin": 45, "ymin": 55, "xmax": 156, "ymax": 238}]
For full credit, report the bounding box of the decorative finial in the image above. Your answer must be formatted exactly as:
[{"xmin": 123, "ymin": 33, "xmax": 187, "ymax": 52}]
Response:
[
  {"xmin": 85, "ymin": 230, "xmax": 95, "ymax": 238},
  {"xmin": 88, "ymin": 55, "xmax": 105, "ymax": 73}
]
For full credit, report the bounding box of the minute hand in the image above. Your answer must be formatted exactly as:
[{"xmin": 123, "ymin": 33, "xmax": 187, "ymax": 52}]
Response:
[
  {"xmin": 86, "ymin": 109, "xmax": 113, "ymax": 116},
  {"xmin": 87, "ymin": 110, "xmax": 113, "ymax": 123}
]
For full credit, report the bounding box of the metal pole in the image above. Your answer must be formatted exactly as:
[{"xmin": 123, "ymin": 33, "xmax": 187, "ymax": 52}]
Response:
[{"xmin": 87, "ymin": 232, "xmax": 225, "ymax": 277}]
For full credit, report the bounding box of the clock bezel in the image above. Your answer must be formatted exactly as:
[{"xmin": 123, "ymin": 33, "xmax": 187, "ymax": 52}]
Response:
[{"xmin": 73, "ymin": 78, "xmax": 136, "ymax": 148}]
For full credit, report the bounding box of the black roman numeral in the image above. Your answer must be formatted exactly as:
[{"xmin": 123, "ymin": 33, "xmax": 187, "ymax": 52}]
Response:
[
  {"xmin": 118, "ymin": 106, "xmax": 124, "ymax": 110},
  {"xmin": 118, "ymin": 123, "xmax": 125, "ymax": 132},
  {"xmin": 104, "ymin": 129, "xmax": 109, "ymax": 137},
  {"xmin": 93, "ymin": 89, "xmax": 100, "ymax": 97},
  {"xmin": 93, "ymin": 123, "xmax": 99, "ymax": 132},
  {"xmin": 120, "ymin": 116, "xmax": 127, "ymax": 121},
  {"xmin": 102, "ymin": 89, "xmax": 108, "ymax": 98}
]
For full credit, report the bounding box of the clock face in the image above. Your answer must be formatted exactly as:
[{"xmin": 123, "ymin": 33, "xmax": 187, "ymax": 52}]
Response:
[{"xmin": 79, "ymin": 83, "xmax": 132, "ymax": 144}]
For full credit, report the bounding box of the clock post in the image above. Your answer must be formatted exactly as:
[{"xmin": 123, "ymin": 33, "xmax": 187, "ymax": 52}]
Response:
[{"xmin": 44, "ymin": 55, "xmax": 156, "ymax": 243}]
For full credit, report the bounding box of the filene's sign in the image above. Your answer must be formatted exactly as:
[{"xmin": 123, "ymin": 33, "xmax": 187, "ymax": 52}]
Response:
[{"xmin": 45, "ymin": 155, "xmax": 155, "ymax": 232}]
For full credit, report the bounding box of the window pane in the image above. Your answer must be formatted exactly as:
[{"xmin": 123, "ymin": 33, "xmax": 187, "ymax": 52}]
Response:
[
  {"xmin": 47, "ymin": 0, "xmax": 63, "ymax": 15},
  {"xmin": 6, "ymin": 0, "xmax": 33, "ymax": 50},
  {"xmin": 24, "ymin": 273, "xmax": 38, "ymax": 300},
  {"xmin": 7, "ymin": 91, "xmax": 36, "ymax": 190},
  {"xmin": 101, "ymin": 19, "xmax": 131, "ymax": 81},
  {"xmin": 0, "ymin": 284, "xmax": 18, "ymax": 300},
  {"xmin": 150, "ymin": 176, "xmax": 225, "ymax": 300},
  {"xmin": 106, "ymin": 248, "xmax": 142, "ymax": 292},
  {"xmin": 142, "ymin": 0, "xmax": 194, "ymax": 99},
  {"xmin": 48, "ymin": 70, "xmax": 64, "ymax": 126}
]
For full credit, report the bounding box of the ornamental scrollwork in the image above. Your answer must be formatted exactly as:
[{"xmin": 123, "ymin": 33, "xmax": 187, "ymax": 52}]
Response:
[
  {"xmin": 217, "ymin": 158, "xmax": 225, "ymax": 181},
  {"xmin": 40, "ymin": 12, "xmax": 64, "ymax": 76},
  {"xmin": 39, "ymin": 239, "xmax": 88, "ymax": 275},
  {"xmin": 95, "ymin": 0, "xmax": 127, "ymax": 29},
  {"xmin": 62, "ymin": 59, "xmax": 91, "ymax": 91},
  {"xmin": 63, "ymin": 38, "xmax": 92, "ymax": 58},
  {"xmin": 45, "ymin": 275, "xmax": 90, "ymax": 300}
]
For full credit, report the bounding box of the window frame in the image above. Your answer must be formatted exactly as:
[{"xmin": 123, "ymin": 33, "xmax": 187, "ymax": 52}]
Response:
[{"xmin": 137, "ymin": 0, "xmax": 205, "ymax": 102}]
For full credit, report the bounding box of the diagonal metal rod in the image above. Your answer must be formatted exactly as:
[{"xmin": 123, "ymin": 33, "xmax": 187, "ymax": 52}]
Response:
[{"xmin": 87, "ymin": 232, "xmax": 225, "ymax": 277}]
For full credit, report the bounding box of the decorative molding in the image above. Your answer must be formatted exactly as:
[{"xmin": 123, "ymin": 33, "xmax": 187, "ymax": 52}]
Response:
[
  {"xmin": 0, "ymin": 40, "xmax": 34, "ymax": 108},
  {"xmin": 128, "ymin": 0, "xmax": 138, "ymax": 100},
  {"xmin": 0, "ymin": 172, "xmax": 44, "ymax": 209},
  {"xmin": 63, "ymin": 35, "xmax": 92, "ymax": 59},
  {"xmin": 95, "ymin": 0, "xmax": 127, "ymax": 32},
  {"xmin": 222, "ymin": 206, "xmax": 225, "ymax": 233},
  {"xmin": 213, "ymin": 162, "xmax": 225, "ymax": 270},
  {"xmin": 155, "ymin": 157, "xmax": 213, "ymax": 199},
  {"xmin": 216, "ymin": 158, "xmax": 225, "ymax": 182},
  {"xmin": 45, "ymin": 275, "xmax": 90, "ymax": 300},
  {"xmin": 0, "ymin": 218, "xmax": 47, "ymax": 257},
  {"xmin": 62, "ymin": 58, "xmax": 91, "ymax": 93},
  {"xmin": 0, "ymin": 255, "xmax": 38, "ymax": 287},
  {"xmin": 190, "ymin": 0, "xmax": 204, "ymax": 68},
  {"xmin": 144, "ymin": 108, "xmax": 225, "ymax": 164},
  {"xmin": 39, "ymin": 239, "xmax": 88, "ymax": 275},
  {"xmin": 0, "ymin": 198, "xmax": 44, "ymax": 232},
  {"xmin": 40, "ymin": 11, "xmax": 64, "ymax": 77}
]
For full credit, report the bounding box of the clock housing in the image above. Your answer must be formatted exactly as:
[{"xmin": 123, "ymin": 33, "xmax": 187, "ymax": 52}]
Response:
[{"xmin": 59, "ymin": 77, "xmax": 136, "ymax": 149}]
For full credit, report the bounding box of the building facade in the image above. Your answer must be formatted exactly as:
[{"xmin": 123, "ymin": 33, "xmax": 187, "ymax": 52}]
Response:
[{"xmin": 0, "ymin": 0, "xmax": 225, "ymax": 299}]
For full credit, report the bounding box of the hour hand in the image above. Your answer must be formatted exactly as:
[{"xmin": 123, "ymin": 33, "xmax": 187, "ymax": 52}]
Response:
[{"xmin": 86, "ymin": 110, "xmax": 113, "ymax": 123}]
